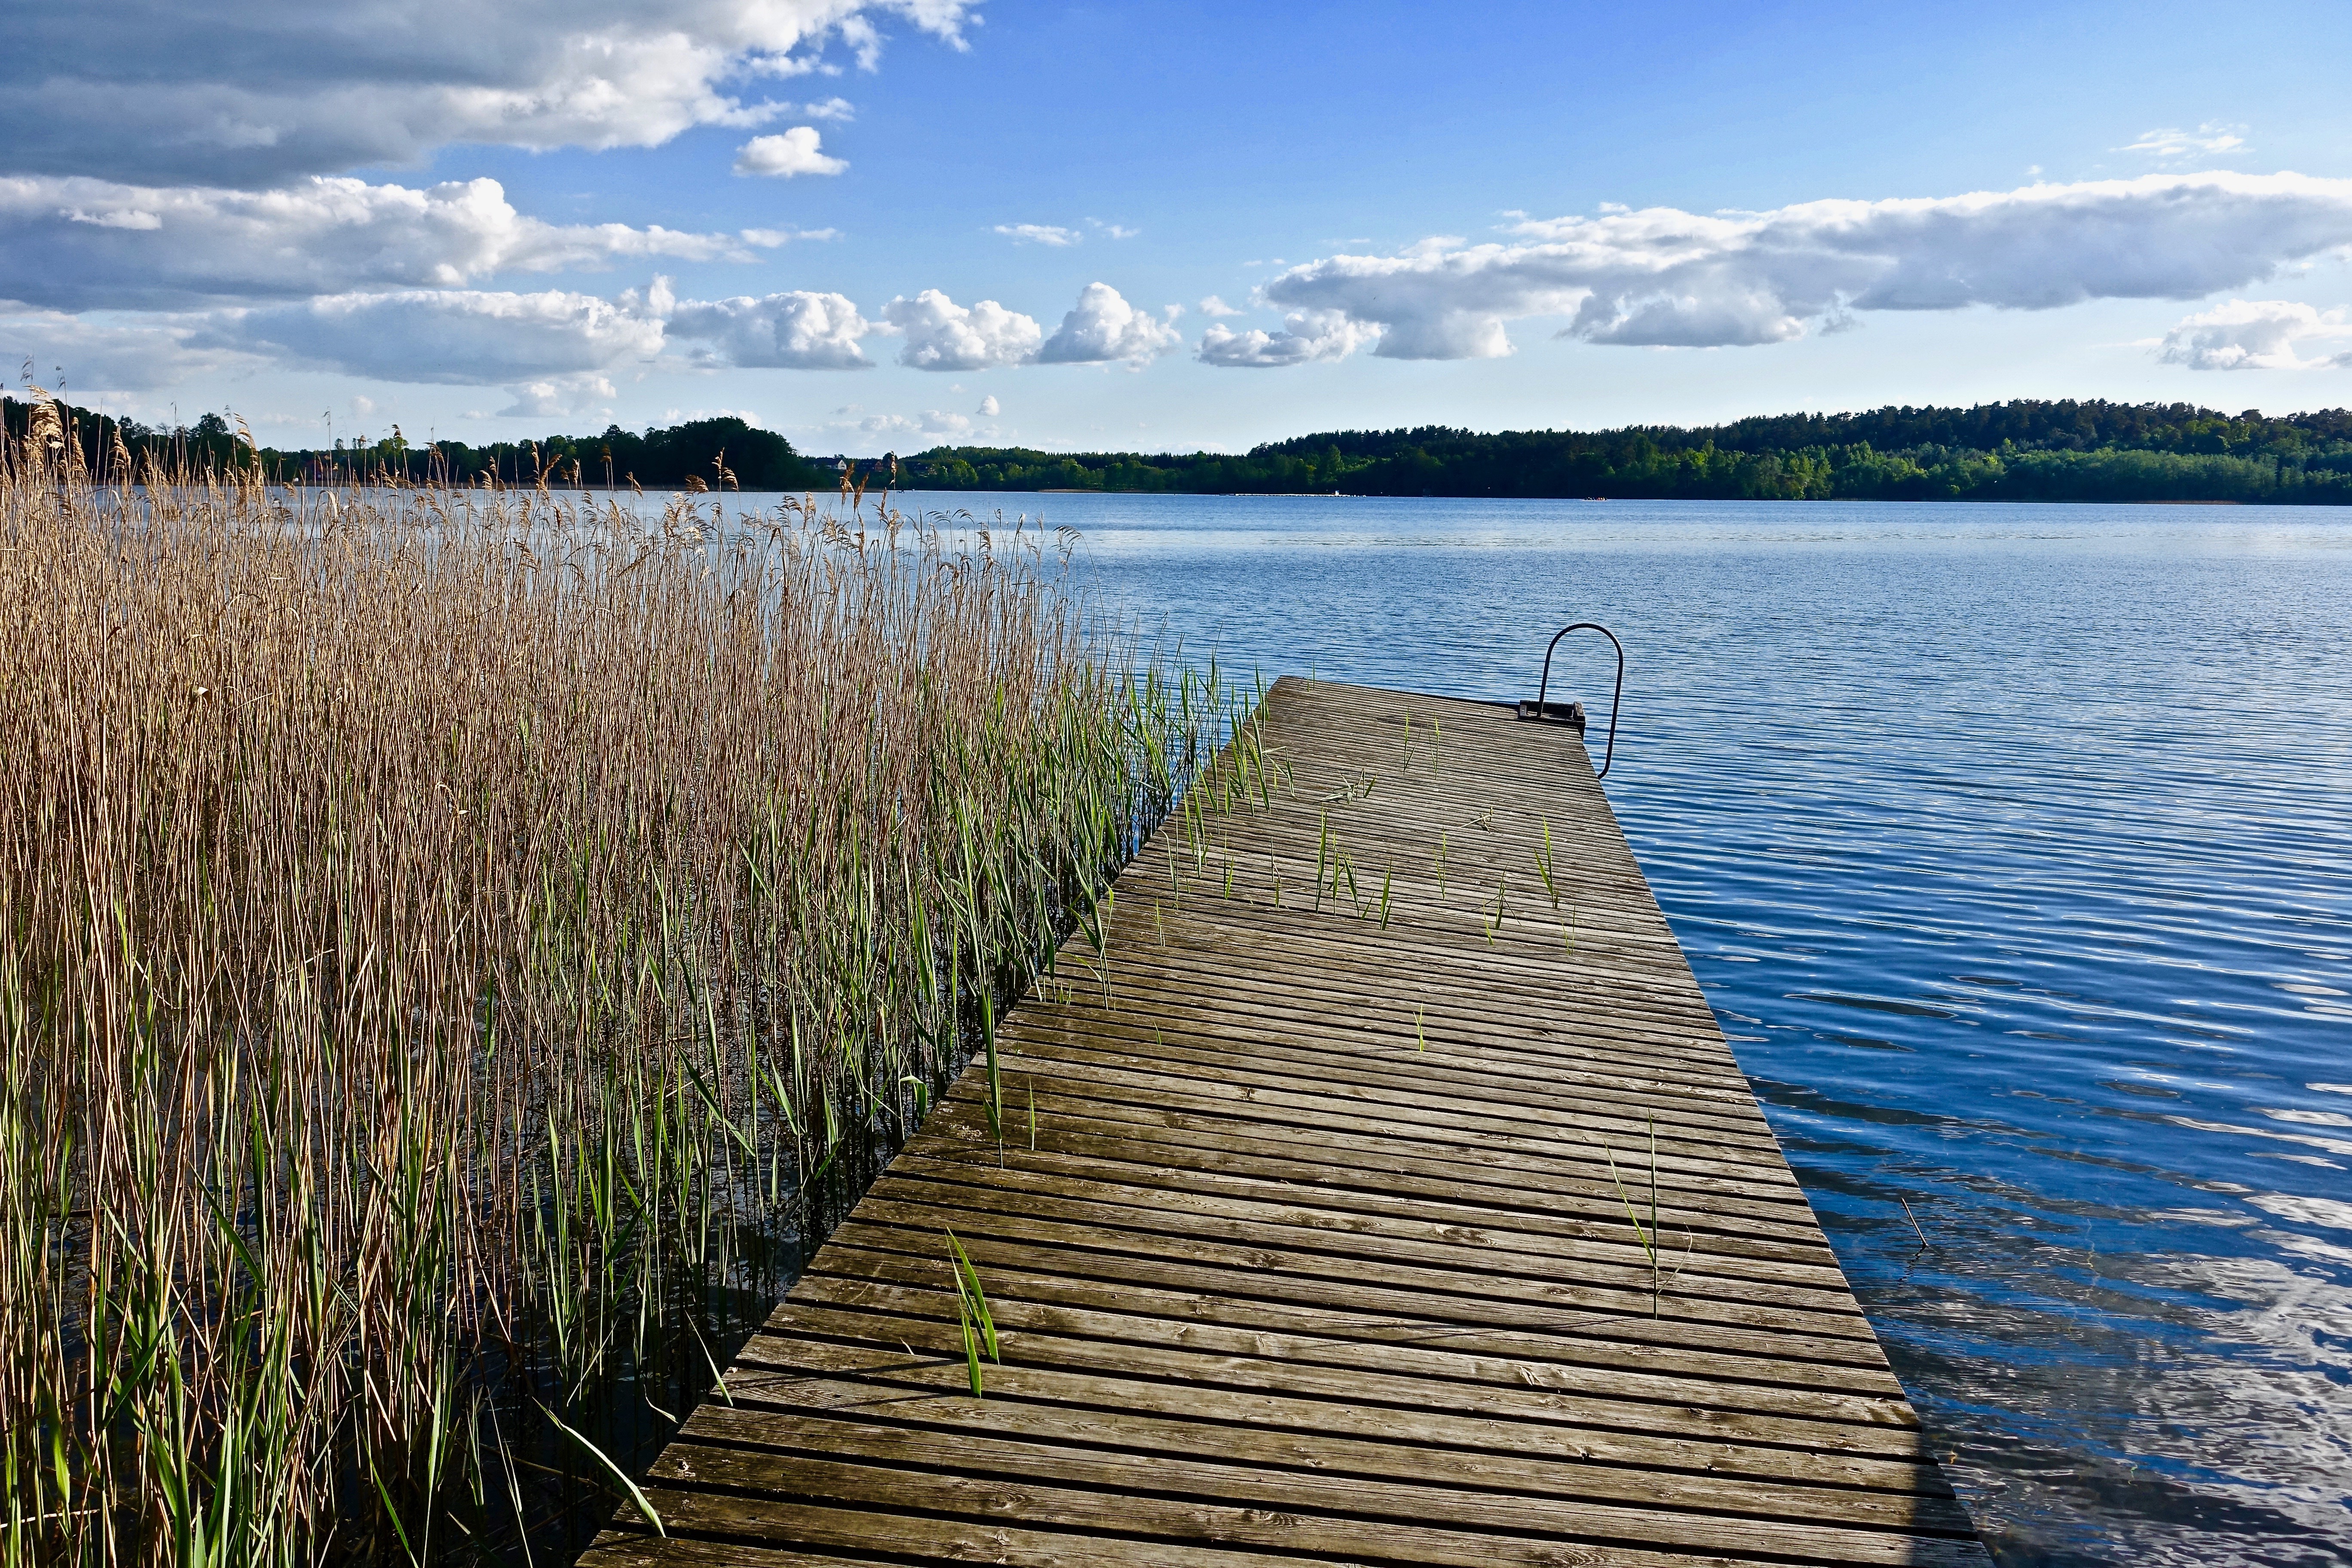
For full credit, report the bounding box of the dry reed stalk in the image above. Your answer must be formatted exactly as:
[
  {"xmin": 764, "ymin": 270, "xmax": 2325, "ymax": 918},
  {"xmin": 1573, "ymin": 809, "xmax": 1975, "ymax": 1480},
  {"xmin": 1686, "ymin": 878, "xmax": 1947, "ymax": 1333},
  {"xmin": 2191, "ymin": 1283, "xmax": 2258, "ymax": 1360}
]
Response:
[{"xmin": 0, "ymin": 413, "xmax": 1202, "ymax": 1565}]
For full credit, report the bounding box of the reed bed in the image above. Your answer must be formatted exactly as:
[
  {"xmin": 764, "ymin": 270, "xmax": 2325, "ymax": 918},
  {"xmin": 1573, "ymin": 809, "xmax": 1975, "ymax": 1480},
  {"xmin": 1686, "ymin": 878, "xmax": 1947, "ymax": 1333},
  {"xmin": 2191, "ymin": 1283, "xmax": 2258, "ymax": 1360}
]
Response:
[{"xmin": 0, "ymin": 407, "xmax": 1212, "ymax": 1565}]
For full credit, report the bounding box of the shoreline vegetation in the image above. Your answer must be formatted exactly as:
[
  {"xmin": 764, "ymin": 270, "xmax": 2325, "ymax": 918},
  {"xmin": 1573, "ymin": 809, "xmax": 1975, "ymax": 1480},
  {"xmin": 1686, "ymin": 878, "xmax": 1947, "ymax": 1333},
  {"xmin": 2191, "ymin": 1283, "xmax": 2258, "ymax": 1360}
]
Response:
[
  {"xmin": 6, "ymin": 397, "xmax": 2351, "ymax": 505},
  {"xmin": 0, "ymin": 389, "xmax": 1231, "ymax": 1564},
  {"xmin": 906, "ymin": 401, "xmax": 2352, "ymax": 504}
]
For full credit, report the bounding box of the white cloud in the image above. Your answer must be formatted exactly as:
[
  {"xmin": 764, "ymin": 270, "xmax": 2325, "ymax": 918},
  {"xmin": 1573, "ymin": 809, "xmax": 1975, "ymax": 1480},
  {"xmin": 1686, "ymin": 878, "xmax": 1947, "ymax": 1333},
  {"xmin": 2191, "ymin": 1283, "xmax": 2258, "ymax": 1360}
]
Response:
[
  {"xmin": 1198, "ymin": 309, "xmax": 1381, "ymax": 368},
  {"xmin": 799, "ymin": 96, "xmax": 856, "ymax": 121},
  {"xmin": 1198, "ymin": 295, "xmax": 1242, "ymax": 317},
  {"xmin": 880, "ymin": 289, "xmax": 1041, "ymax": 370},
  {"xmin": 657, "ymin": 404, "xmax": 770, "ymax": 428},
  {"xmin": 0, "ymin": 175, "xmax": 764, "ymax": 310},
  {"xmin": 0, "ymin": 301, "xmax": 248, "ymax": 392},
  {"xmin": 976, "ymin": 394, "xmax": 998, "ymax": 416},
  {"xmin": 65, "ymin": 206, "xmax": 159, "ymax": 230},
  {"xmin": 739, "ymin": 225, "xmax": 840, "ymax": 246},
  {"xmin": 873, "ymin": 283, "xmax": 1177, "ymax": 371},
  {"xmin": 498, "ymin": 374, "xmax": 619, "ymax": 419},
  {"xmin": 1088, "ymin": 220, "xmax": 1139, "ymax": 240},
  {"xmin": 826, "ymin": 406, "xmax": 971, "ymax": 438},
  {"xmin": 0, "ymin": 0, "xmax": 975, "ymax": 187},
  {"xmin": 1249, "ymin": 172, "xmax": 2352, "ymax": 362},
  {"xmin": 219, "ymin": 287, "xmax": 666, "ymax": 386},
  {"xmin": 2120, "ymin": 122, "xmax": 2249, "ymax": 159},
  {"xmin": 995, "ymin": 224, "xmax": 1079, "ymax": 247},
  {"xmin": 2158, "ymin": 299, "xmax": 2352, "ymax": 371},
  {"xmin": 1036, "ymin": 282, "xmax": 1181, "ymax": 365},
  {"xmin": 20, "ymin": 272, "xmax": 912, "ymax": 395},
  {"xmin": 733, "ymin": 127, "xmax": 847, "ymax": 177},
  {"xmin": 667, "ymin": 289, "xmax": 874, "ymax": 368}
]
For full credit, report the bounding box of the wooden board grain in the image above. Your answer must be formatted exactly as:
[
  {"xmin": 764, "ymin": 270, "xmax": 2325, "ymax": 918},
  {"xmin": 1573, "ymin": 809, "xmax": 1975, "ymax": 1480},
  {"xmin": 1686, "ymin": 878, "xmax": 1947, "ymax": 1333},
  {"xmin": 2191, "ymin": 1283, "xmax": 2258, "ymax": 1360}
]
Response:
[{"xmin": 584, "ymin": 676, "xmax": 1986, "ymax": 1568}]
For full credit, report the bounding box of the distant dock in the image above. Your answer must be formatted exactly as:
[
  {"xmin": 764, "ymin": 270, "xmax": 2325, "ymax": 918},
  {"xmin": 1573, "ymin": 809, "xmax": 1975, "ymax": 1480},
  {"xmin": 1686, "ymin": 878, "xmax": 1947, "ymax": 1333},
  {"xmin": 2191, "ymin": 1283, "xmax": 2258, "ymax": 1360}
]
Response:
[{"xmin": 588, "ymin": 676, "xmax": 1987, "ymax": 1568}]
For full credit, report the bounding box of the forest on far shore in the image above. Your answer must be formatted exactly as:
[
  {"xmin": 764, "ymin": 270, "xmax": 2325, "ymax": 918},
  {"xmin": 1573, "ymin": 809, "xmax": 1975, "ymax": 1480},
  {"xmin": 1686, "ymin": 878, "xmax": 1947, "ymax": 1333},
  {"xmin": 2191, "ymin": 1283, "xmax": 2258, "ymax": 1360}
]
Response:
[
  {"xmin": 6, "ymin": 398, "xmax": 2350, "ymax": 504},
  {"xmin": 904, "ymin": 401, "xmax": 2352, "ymax": 503}
]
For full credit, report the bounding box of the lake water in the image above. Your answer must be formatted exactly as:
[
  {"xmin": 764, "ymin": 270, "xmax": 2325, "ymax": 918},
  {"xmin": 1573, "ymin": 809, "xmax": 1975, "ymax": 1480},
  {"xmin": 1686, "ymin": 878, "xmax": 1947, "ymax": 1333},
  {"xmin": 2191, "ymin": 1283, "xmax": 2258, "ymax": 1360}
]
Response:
[{"xmin": 889, "ymin": 490, "xmax": 2352, "ymax": 1568}]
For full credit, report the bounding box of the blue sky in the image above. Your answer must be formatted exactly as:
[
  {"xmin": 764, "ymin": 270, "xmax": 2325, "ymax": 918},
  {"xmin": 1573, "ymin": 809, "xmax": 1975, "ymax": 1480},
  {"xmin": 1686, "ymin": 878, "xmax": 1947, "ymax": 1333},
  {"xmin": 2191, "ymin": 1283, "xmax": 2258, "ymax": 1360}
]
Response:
[{"xmin": 6, "ymin": 0, "xmax": 2351, "ymax": 454}]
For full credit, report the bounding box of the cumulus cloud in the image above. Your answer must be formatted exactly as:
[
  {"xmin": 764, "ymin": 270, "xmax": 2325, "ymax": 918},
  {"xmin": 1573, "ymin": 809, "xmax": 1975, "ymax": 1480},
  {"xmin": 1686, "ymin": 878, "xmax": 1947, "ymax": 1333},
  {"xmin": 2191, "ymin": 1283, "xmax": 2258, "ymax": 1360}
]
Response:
[
  {"xmin": 733, "ymin": 127, "xmax": 846, "ymax": 177},
  {"xmin": 881, "ymin": 289, "xmax": 1041, "ymax": 370},
  {"xmin": 873, "ymin": 283, "xmax": 1177, "ymax": 370},
  {"xmin": 1197, "ymin": 309, "xmax": 1381, "ymax": 368},
  {"xmin": 1244, "ymin": 172, "xmax": 2352, "ymax": 363},
  {"xmin": 0, "ymin": 0, "xmax": 974, "ymax": 187},
  {"xmin": 976, "ymin": 394, "xmax": 998, "ymax": 415},
  {"xmin": 995, "ymin": 224, "xmax": 1079, "ymax": 247},
  {"xmin": 0, "ymin": 175, "xmax": 765, "ymax": 310},
  {"xmin": 824, "ymin": 406, "xmax": 972, "ymax": 438},
  {"xmin": 218, "ymin": 287, "xmax": 666, "ymax": 386},
  {"xmin": 2158, "ymin": 299, "xmax": 2352, "ymax": 371},
  {"xmin": 667, "ymin": 290, "xmax": 874, "ymax": 367},
  {"xmin": 2120, "ymin": 122, "xmax": 2248, "ymax": 159},
  {"xmin": 498, "ymin": 374, "xmax": 620, "ymax": 419},
  {"xmin": 180, "ymin": 277, "xmax": 888, "ymax": 401},
  {"xmin": 1035, "ymin": 283, "xmax": 1181, "ymax": 365},
  {"xmin": 0, "ymin": 302, "xmax": 251, "ymax": 392},
  {"xmin": 1198, "ymin": 295, "xmax": 1241, "ymax": 317},
  {"xmin": 17, "ymin": 273, "xmax": 1185, "ymax": 396}
]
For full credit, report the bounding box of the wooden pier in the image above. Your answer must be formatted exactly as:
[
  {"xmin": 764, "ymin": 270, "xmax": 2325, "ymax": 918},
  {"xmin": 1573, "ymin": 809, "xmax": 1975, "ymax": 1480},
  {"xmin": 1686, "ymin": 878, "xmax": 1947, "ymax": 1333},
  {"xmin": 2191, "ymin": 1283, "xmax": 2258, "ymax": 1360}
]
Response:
[{"xmin": 586, "ymin": 677, "xmax": 1987, "ymax": 1568}]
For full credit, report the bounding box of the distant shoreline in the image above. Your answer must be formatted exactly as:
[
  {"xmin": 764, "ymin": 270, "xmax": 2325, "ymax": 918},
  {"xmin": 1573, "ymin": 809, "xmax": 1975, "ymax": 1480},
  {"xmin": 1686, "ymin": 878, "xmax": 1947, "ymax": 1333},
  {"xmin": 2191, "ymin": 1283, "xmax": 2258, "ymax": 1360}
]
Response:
[{"xmin": 10, "ymin": 396, "xmax": 2344, "ymax": 507}]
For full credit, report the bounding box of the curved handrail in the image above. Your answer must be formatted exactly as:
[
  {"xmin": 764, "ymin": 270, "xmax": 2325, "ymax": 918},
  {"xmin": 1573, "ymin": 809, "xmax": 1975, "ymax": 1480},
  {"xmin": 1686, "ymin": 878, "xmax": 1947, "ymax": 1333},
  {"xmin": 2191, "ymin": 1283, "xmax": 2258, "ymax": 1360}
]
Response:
[{"xmin": 1531, "ymin": 622, "xmax": 1623, "ymax": 778}]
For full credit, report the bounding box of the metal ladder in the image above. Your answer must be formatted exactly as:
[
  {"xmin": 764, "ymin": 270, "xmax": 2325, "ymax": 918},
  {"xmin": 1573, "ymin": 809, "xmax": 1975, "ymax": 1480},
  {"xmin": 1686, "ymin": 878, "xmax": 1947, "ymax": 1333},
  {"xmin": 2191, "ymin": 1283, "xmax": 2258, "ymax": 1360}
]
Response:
[{"xmin": 1515, "ymin": 622, "xmax": 1623, "ymax": 778}]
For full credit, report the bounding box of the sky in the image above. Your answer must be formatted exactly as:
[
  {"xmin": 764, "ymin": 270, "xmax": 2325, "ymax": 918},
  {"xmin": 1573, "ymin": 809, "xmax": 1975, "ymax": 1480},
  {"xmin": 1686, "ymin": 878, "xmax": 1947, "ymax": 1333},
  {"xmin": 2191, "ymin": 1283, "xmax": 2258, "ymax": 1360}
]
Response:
[{"xmin": 6, "ymin": 0, "xmax": 2352, "ymax": 456}]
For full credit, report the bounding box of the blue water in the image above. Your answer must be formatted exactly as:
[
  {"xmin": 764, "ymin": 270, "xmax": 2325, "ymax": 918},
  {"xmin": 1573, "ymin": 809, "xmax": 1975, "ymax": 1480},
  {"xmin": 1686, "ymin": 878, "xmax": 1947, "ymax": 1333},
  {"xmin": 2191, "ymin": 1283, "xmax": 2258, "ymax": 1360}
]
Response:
[{"xmin": 898, "ymin": 491, "xmax": 2352, "ymax": 1567}]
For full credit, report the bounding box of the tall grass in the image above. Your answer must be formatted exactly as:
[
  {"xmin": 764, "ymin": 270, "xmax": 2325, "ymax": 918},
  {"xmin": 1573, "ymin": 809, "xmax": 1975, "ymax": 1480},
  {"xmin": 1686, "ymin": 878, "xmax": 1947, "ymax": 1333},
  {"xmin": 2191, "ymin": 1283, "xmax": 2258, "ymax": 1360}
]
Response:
[{"xmin": 0, "ymin": 403, "xmax": 1208, "ymax": 1564}]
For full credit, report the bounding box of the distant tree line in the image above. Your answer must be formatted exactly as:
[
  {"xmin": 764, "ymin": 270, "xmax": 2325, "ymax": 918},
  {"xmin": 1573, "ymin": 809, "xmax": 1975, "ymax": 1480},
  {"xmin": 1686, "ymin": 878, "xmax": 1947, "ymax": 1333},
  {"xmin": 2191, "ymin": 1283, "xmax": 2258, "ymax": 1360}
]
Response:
[
  {"xmin": 0, "ymin": 405, "xmax": 829, "ymax": 492},
  {"xmin": 903, "ymin": 401, "xmax": 2352, "ymax": 504},
  {"xmin": 420, "ymin": 419, "xmax": 827, "ymax": 491},
  {"xmin": 9, "ymin": 396, "xmax": 2351, "ymax": 503}
]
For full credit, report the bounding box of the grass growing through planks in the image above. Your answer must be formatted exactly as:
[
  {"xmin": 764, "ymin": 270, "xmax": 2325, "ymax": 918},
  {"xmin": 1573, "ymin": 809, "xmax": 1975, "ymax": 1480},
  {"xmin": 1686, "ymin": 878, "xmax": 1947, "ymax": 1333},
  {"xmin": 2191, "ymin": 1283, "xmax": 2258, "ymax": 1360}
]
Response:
[
  {"xmin": 943, "ymin": 1230, "xmax": 1000, "ymax": 1397},
  {"xmin": 0, "ymin": 404, "xmax": 1222, "ymax": 1565},
  {"xmin": 1596, "ymin": 1118, "xmax": 1694, "ymax": 1319},
  {"xmin": 1533, "ymin": 816, "xmax": 1561, "ymax": 908},
  {"xmin": 1600, "ymin": 1121, "xmax": 1664, "ymax": 1318}
]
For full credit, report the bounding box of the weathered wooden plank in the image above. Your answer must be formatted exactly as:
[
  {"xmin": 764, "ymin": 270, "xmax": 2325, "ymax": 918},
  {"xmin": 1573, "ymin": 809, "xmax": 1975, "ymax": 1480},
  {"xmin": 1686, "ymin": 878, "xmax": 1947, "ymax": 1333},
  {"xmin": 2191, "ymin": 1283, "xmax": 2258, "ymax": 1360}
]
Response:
[
  {"xmin": 721, "ymin": 1334, "xmax": 1959, "ymax": 1501},
  {"xmin": 913, "ymin": 1097, "xmax": 1844, "ymax": 1253},
  {"xmin": 592, "ymin": 677, "xmax": 1986, "ymax": 1566},
  {"xmin": 630, "ymin": 1434, "xmax": 1988, "ymax": 1568},
  {"xmin": 776, "ymin": 1271, "xmax": 1925, "ymax": 1425},
  {"xmin": 879, "ymin": 1150, "xmax": 1862, "ymax": 1289},
  {"xmin": 977, "ymin": 1048, "xmax": 1801, "ymax": 1176},
  {"xmin": 997, "ymin": 1025, "xmax": 1770, "ymax": 1138},
  {"xmin": 925, "ymin": 1087, "xmax": 1831, "ymax": 1234},
  {"xmin": 660, "ymin": 1408, "xmax": 1986, "ymax": 1563},
  {"xmin": 761, "ymin": 1287, "xmax": 1933, "ymax": 1448},
  {"xmin": 843, "ymin": 1177, "xmax": 1879, "ymax": 1333},
  {"xmin": 821, "ymin": 1202, "xmax": 1883, "ymax": 1355}
]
